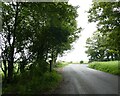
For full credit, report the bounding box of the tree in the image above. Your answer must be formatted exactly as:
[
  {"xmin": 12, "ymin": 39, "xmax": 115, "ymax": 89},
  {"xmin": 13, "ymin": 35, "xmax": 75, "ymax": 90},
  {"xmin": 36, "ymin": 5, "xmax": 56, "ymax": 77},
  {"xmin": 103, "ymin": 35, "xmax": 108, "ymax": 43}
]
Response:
[
  {"xmin": 80, "ymin": 60, "xmax": 83, "ymax": 64},
  {"xmin": 88, "ymin": 1, "xmax": 120, "ymax": 58},
  {"xmin": 1, "ymin": 2, "xmax": 22, "ymax": 82},
  {"xmin": 1, "ymin": 2, "xmax": 81, "ymax": 83},
  {"xmin": 86, "ymin": 31, "xmax": 119, "ymax": 62},
  {"xmin": 24, "ymin": 2, "xmax": 81, "ymax": 71}
]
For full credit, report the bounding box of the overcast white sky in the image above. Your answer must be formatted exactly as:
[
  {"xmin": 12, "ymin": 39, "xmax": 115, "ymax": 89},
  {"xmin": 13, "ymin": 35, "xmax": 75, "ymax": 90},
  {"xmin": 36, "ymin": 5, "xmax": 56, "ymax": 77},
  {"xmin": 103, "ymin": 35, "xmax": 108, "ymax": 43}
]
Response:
[{"xmin": 58, "ymin": 0, "xmax": 97, "ymax": 62}]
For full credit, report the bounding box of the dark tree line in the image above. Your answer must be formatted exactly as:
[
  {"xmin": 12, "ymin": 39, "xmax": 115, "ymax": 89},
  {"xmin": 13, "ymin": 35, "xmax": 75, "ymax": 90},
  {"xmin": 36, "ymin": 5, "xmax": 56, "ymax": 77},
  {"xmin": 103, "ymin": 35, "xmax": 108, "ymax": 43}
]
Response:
[
  {"xmin": 86, "ymin": 1, "xmax": 120, "ymax": 62},
  {"xmin": 0, "ymin": 2, "xmax": 81, "ymax": 83},
  {"xmin": 86, "ymin": 31, "xmax": 119, "ymax": 62}
]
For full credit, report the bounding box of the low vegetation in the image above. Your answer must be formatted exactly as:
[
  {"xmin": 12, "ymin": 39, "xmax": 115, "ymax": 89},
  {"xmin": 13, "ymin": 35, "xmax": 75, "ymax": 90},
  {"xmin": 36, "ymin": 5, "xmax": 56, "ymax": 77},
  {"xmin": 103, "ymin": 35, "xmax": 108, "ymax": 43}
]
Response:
[
  {"xmin": 3, "ymin": 69, "xmax": 62, "ymax": 95},
  {"xmin": 55, "ymin": 61, "xmax": 69, "ymax": 68},
  {"xmin": 88, "ymin": 61, "xmax": 120, "ymax": 75}
]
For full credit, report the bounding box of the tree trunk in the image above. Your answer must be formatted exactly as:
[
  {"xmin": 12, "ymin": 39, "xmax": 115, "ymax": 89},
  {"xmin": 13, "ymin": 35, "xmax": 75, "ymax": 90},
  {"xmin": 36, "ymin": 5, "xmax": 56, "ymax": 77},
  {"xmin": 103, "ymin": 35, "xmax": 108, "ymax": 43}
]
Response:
[
  {"xmin": 111, "ymin": 54, "xmax": 114, "ymax": 61},
  {"xmin": 3, "ymin": 60, "xmax": 7, "ymax": 79},
  {"xmin": 7, "ymin": 60, "xmax": 13, "ymax": 83},
  {"xmin": 49, "ymin": 60, "xmax": 52, "ymax": 72},
  {"xmin": 7, "ymin": 2, "xmax": 19, "ymax": 83}
]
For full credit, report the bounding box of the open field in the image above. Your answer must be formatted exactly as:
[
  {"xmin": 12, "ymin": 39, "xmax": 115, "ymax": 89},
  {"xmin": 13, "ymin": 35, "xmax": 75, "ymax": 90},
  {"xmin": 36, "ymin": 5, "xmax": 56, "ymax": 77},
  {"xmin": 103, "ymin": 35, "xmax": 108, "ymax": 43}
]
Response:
[{"xmin": 88, "ymin": 61, "xmax": 120, "ymax": 75}]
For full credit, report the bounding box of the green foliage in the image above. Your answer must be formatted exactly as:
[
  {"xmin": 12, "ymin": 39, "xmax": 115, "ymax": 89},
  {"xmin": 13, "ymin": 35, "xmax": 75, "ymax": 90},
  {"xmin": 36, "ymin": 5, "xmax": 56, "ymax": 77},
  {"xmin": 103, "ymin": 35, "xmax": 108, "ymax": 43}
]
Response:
[
  {"xmin": 80, "ymin": 60, "xmax": 84, "ymax": 64},
  {"xmin": 89, "ymin": 61, "xmax": 120, "ymax": 75},
  {"xmin": 85, "ymin": 31, "xmax": 119, "ymax": 62},
  {"xmin": 55, "ymin": 61, "xmax": 69, "ymax": 68},
  {"xmin": 88, "ymin": 1, "xmax": 120, "ymax": 56},
  {"xmin": 3, "ymin": 70, "xmax": 62, "ymax": 94},
  {"xmin": 1, "ymin": 2, "xmax": 80, "ymax": 83}
]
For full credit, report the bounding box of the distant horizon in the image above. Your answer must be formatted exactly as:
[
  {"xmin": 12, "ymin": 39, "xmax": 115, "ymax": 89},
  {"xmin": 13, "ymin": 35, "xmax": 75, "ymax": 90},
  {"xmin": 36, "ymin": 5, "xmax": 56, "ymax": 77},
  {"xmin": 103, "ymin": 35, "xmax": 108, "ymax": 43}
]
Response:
[{"xmin": 58, "ymin": 0, "xmax": 97, "ymax": 62}]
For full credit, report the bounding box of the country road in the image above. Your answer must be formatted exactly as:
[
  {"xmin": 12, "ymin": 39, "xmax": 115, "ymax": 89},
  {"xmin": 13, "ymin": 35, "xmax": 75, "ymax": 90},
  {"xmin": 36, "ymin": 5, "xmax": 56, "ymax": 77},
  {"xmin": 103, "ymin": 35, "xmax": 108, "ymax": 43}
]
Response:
[{"xmin": 53, "ymin": 64, "xmax": 119, "ymax": 94}]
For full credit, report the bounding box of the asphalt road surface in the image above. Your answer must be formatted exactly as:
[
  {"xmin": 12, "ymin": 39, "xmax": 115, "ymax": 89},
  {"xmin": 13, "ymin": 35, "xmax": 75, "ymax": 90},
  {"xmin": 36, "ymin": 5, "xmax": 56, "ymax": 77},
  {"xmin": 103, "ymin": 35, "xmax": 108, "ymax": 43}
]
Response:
[{"xmin": 53, "ymin": 64, "xmax": 119, "ymax": 94}]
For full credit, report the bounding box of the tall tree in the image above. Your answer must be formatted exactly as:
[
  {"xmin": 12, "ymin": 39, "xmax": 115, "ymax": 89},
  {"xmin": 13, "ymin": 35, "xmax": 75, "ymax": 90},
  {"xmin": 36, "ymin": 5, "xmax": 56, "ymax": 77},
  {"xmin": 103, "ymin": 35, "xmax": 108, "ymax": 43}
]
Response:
[
  {"xmin": 88, "ymin": 1, "xmax": 120, "ymax": 57},
  {"xmin": 1, "ymin": 2, "xmax": 22, "ymax": 82},
  {"xmin": 1, "ymin": 2, "xmax": 81, "ymax": 82}
]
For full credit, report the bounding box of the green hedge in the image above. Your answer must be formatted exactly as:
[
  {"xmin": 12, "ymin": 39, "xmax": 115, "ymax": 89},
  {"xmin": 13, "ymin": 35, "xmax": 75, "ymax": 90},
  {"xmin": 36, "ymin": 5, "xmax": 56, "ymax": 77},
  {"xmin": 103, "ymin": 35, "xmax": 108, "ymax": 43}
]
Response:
[{"xmin": 89, "ymin": 61, "xmax": 120, "ymax": 75}]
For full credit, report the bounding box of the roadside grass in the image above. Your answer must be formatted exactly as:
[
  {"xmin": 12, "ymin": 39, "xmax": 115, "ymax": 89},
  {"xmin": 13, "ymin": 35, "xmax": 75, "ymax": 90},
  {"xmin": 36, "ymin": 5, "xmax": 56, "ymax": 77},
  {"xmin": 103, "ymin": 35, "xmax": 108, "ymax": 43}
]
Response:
[
  {"xmin": 1, "ymin": 60, "xmax": 63, "ymax": 95},
  {"xmin": 72, "ymin": 62, "xmax": 79, "ymax": 64},
  {"xmin": 88, "ymin": 61, "xmax": 120, "ymax": 75},
  {"xmin": 3, "ymin": 70, "xmax": 62, "ymax": 94},
  {"xmin": 55, "ymin": 61, "xmax": 69, "ymax": 68}
]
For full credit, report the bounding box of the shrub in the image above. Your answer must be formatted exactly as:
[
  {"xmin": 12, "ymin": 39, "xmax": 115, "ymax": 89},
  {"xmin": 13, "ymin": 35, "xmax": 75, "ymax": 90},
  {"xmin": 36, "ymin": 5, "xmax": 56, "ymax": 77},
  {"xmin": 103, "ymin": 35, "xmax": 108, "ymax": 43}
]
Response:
[
  {"xmin": 80, "ymin": 60, "xmax": 84, "ymax": 64},
  {"xmin": 3, "ymin": 70, "xmax": 62, "ymax": 94}
]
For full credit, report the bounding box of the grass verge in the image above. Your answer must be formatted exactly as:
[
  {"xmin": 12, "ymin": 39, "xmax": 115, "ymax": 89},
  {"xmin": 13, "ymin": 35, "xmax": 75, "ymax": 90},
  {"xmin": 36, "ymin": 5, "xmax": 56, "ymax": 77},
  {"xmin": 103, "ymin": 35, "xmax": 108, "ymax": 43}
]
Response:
[
  {"xmin": 3, "ymin": 70, "xmax": 62, "ymax": 95},
  {"xmin": 88, "ymin": 61, "xmax": 120, "ymax": 75},
  {"xmin": 55, "ymin": 61, "xmax": 69, "ymax": 68}
]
